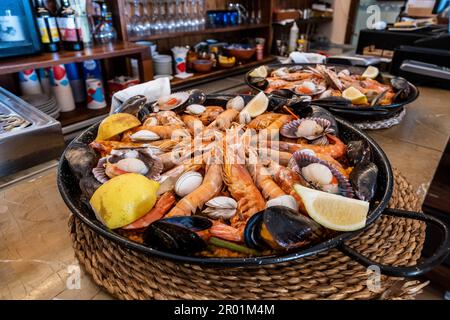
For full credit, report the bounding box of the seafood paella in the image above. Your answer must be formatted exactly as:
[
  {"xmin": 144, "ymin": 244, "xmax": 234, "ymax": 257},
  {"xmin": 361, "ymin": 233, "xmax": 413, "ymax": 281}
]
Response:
[
  {"xmin": 247, "ymin": 64, "xmax": 413, "ymax": 108},
  {"xmin": 64, "ymin": 90, "xmax": 380, "ymax": 258}
]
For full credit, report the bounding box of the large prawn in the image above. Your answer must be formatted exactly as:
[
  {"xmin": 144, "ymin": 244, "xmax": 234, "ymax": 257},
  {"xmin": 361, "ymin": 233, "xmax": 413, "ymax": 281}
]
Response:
[
  {"xmin": 166, "ymin": 163, "xmax": 223, "ymax": 217},
  {"xmin": 222, "ymin": 137, "xmax": 266, "ymax": 231}
]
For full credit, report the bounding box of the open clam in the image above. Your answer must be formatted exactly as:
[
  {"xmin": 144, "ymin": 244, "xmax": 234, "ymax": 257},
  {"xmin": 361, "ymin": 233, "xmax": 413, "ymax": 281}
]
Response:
[
  {"xmin": 290, "ymin": 152, "xmax": 354, "ymax": 198},
  {"xmin": 153, "ymin": 90, "xmax": 206, "ymax": 112},
  {"xmin": 293, "ymin": 81, "xmax": 326, "ymax": 96},
  {"xmin": 93, "ymin": 148, "xmax": 163, "ymax": 183},
  {"xmin": 244, "ymin": 206, "xmax": 321, "ymax": 250},
  {"xmin": 281, "ymin": 118, "xmax": 334, "ymax": 145}
]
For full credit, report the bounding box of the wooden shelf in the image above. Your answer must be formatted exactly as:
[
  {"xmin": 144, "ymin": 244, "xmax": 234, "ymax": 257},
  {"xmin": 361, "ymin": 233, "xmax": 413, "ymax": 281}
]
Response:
[
  {"xmin": 0, "ymin": 42, "xmax": 149, "ymax": 75},
  {"xmin": 171, "ymin": 56, "xmax": 276, "ymax": 90},
  {"xmin": 273, "ymin": 17, "xmax": 332, "ymax": 25},
  {"xmin": 58, "ymin": 106, "xmax": 109, "ymax": 128},
  {"xmin": 129, "ymin": 24, "xmax": 271, "ymax": 42}
]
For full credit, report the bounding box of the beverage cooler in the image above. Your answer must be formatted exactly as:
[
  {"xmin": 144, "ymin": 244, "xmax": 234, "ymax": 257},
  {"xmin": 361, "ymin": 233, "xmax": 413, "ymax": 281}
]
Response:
[{"xmin": 0, "ymin": 0, "xmax": 42, "ymax": 58}]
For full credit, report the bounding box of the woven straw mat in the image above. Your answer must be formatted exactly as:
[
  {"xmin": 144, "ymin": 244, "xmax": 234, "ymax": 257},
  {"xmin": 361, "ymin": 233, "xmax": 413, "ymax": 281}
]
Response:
[{"xmin": 69, "ymin": 168, "xmax": 428, "ymax": 300}]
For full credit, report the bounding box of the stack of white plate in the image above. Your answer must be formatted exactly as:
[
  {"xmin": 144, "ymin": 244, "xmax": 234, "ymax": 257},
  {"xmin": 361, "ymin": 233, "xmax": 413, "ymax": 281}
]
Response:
[
  {"xmin": 21, "ymin": 94, "xmax": 60, "ymax": 119},
  {"xmin": 153, "ymin": 54, "xmax": 173, "ymax": 76}
]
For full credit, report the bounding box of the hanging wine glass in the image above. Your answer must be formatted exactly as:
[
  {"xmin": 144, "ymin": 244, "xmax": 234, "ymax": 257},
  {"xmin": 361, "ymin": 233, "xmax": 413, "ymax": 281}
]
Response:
[
  {"xmin": 190, "ymin": 0, "xmax": 199, "ymax": 30},
  {"xmin": 197, "ymin": 0, "xmax": 205, "ymax": 29},
  {"xmin": 140, "ymin": 0, "xmax": 152, "ymax": 36},
  {"xmin": 130, "ymin": 0, "xmax": 145, "ymax": 37},
  {"xmin": 165, "ymin": 0, "xmax": 176, "ymax": 32},
  {"xmin": 182, "ymin": 0, "xmax": 192, "ymax": 31}
]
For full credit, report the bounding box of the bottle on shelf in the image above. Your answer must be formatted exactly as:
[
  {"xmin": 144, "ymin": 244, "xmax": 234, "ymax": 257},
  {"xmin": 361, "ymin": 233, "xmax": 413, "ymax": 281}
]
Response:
[
  {"xmin": 57, "ymin": 0, "xmax": 83, "ymax": 51},
  {"xmin": 94, "ymin": 1, "xmax": 117, "ymax": 43},
  {"xmin": 33, "ymin": 0, "xmax": 60, "ymax": 52},
  {"xmin": 72, "ymin": 0, "xmax": 93, "ymax": 47},
  {"xmin": 288, "ymin": 21, "xmax": 298, "ymax": 53},
  {"xmin": 297, "ymin": 34, "xmax": 308, "ymax": 52}
]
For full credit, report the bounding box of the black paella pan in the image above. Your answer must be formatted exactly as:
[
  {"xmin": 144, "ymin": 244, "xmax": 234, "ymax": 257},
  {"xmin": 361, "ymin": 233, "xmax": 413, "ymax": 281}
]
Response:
[
  {"xmin": 245, "ymin": 63, "xmax": 419, "ymax": 122},
  {"xmin": 57, "ymin": 94, "xmax": 448, "ymax": 277}
]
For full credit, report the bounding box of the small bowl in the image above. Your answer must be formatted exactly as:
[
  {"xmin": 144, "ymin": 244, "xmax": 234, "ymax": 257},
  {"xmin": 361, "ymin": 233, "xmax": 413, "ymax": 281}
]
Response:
[
  {"xmin": 193, "ymin": 59, "xmax": 213, "ymax": 73},
  {"xmin": 223, "ymin": 46, "xmax": 256, "ymax": 61},
  {"xmin": 219, "ymin": 60, "xmax": 236, "ymax": 68}
]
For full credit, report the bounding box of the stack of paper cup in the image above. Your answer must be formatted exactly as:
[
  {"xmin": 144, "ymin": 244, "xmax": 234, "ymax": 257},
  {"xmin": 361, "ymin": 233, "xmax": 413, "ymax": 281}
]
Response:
[
  {"xmin": 19, "ymin": 69, "xmax": 43, "ymax": 95},
  {"xmin": 51, "ymin": 65, "xmax": 76, "ymax": 112},
  {"xmin": 153, "ymin": 54, "xmax": 173, "ymax": 76},
  {"xmin": 86, "ymin": 78, "xmax": 106, "ymax": 109},
  {"xmin": 38, "ymin": 68, "xmax": 52, "ymax": 96}
]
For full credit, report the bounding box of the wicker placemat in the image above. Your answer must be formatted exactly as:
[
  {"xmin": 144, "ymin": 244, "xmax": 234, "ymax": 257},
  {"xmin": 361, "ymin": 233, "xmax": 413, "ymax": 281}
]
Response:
[
  {"xmin": 69, "ymin": 168, "xmax": 428, "ymax": 300},
  {"xmin": 354, "ymin": 109, "xmax": 406, "ymax": 131}
]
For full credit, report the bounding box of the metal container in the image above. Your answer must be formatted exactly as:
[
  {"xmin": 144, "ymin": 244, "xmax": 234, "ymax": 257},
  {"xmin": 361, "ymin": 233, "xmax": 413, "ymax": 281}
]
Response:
[{"xmin": 0, "ymin": 87, "xmax": 64, "ymax": 177}]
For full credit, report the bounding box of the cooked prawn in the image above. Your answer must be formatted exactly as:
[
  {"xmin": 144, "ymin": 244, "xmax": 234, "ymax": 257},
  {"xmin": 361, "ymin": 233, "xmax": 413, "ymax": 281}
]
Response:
[
  {"xmin": 123, "ymin": 191, "xmax": 176, "ymax": 229},
  {"xmin": 166, "ymin": 163, "xmax": 223, "ymax": 217}
]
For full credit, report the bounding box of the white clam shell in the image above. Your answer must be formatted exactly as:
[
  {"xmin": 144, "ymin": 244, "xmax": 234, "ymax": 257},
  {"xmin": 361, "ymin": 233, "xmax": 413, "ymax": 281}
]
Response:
[
  {"xmin": 301, "ymin": 163, "xmax": 333, "ymax": 185},
  {"xmin": 203, "ymin": 196, "xmax": 237, "ymax": 219},
  {"xmin": 130, "ymin": 130, "xmax": 161, "ymax": 141},
  {"xmin": 318, "ymin": 89, "xmax": 333, "ymax": 99},
  {"xmin": 266, "ymin": 195, "xmax": 299, "ymax": 211},
  {"xmin": 175, "ymin": 171, "xmax": 203, "ymax": 197},
  {"xmin": 226, "ymin": 96, "xmax": 245, "ymax": 111},
  {"xmin": 205, "ymin": 196, "xmax": 237, "ymax": 210},
  {"xmin": 143, "ymin": 116, "xmax": 158, "ymax": 126},
  {"xmin": 116, "ymin": 158, "xmax": 149, "ymax": 175},
  {"xmin": 239, "ymin": 111, "xmax": 251, "ymax": 124},
  {"xmin": 185, "ymin": 104, "xmax": 206, "ymax": 115}
]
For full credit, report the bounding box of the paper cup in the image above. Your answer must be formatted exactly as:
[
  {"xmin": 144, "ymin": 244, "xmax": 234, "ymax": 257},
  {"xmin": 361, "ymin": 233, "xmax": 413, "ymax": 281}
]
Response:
[
  {"xmin": 19, "ymin": 69, "xmax": 42, "ymax": 96},
  {"xmin": 86, "ymin": 78, "xmax": 106, "ymax": 110},
  {"xmin": 50, "ymin": 65, "xmax": 76, "ymax": 112}
]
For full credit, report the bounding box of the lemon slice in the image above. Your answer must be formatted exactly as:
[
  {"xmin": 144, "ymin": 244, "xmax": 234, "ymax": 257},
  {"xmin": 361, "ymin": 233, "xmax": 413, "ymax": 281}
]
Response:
[
  {"xmin": 96, "ymin": 113, "xmax": 141, "ymax": 141},
  {"xmin": 362, "ymin": 66, "xmax": 379, "ymax": 79},
  {"xmin": 249, "ymin": 66, "xmax": 268, "ymax": 78},
  {"xmin": 90, "ymin": 173, "xmax": 159, "ymax": 229},
  {"xmin": 342, "ymin": 87, "xmax": 368, "ymax": 105},
  {"xmin": 241, "ymin": 91, "xmax": 268, "ymax": 117},
  {"xmin": 293, "ymin": 184, "xmax": 369, "ymax": 231}
]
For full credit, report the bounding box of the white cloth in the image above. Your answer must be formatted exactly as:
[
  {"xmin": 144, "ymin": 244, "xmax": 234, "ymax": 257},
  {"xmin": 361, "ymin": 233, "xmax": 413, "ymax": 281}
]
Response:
[
  {"xmin": 110, "ymin": 77, "xmax": 171, "ymax": 114},
  {"xmin": 289, "ymin": 52, "xmax": 326, "ymax": 64}
]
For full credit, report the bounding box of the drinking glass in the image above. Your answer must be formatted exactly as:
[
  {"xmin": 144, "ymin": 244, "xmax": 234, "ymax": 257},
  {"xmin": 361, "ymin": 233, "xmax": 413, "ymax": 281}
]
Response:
[
  {"xmin": 140, "ymin": 0, "xmax": 152, "ymax": 36},
  {"xmin": 130, "ymin": 0, "xmax": 145, "ymax": 37}
]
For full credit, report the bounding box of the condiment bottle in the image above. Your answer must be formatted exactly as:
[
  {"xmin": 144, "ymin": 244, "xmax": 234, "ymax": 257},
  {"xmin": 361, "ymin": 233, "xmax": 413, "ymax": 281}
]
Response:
[{"xmin": 288, "ymin": 21, "xmax": 299, "ymax": 53}]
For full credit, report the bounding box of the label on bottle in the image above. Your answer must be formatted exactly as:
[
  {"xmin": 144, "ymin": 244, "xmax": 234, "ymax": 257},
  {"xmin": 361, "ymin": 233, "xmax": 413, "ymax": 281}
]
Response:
[
  {"xmin": 0, "ymin": 15, "xmax": 26, "ymax": 42},
  {"xmin": 76, "ymin": 16, "xmax": 90, "ymax": 44},
  {"xmin": 37, "ymin": 17, "xmax": 59, "ymax": 43},
  {"xmin": 57, "ymin": 17, "xmax": 80, "ymax": 42}
]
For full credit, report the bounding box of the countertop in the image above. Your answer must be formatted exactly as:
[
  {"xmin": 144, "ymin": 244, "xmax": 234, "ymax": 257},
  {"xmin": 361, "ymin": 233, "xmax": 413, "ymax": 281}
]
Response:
[{"xmin": 1, "ymin": 75, "xmax": 450, "ymax": 300}]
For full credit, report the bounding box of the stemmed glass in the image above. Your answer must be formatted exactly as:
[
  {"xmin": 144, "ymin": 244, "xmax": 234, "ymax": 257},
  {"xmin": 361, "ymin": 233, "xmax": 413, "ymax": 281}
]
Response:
[
  {"xmin": 130, "ymin": 0, "xmax": 145, "ymax": 37},
  {"xmin": 140, "ymin": 0, "xmax": 152, "ymax": 36},
  {"xmin": 190, "ymin": 0, "xmax": 200, "ymax": 30},
  {"xmin": 183, "ymin": 0, "xmax": 192, "ymax": 31},
  {"xmin": 166, "ymin": 0, "xmax": 176, "ymax": 32},
  {"xmin": 197, "ymin": 0, "xmax": 205, "ymax": 29}
]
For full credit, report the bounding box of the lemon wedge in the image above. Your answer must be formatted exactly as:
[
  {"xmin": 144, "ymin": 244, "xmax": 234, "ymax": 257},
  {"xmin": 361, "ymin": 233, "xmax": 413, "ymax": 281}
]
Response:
[
  {"xmin": 241, "ymin": 91, "xmax": 269, "ymax": 117},
  {"xmin": 95, "ymin": 113, "xmax": 141, "ymax": 141},
  {"xmin": 249, "ymin": 66, "xmax": 268, "ymax": 78},
  {"xmin": 342, "ymin": 87, "xmax": 368, "ymax": 105},
  {"xmin": 90, "ymin": 173, "xmax": 159, "ymax": 229},
  {"xmin": 362, "ymin": 66, "xmax": 379, "ymax": 79},
  {"xmin": 293, "ymin": 184, "xmax": 369, "ymax": 231}
]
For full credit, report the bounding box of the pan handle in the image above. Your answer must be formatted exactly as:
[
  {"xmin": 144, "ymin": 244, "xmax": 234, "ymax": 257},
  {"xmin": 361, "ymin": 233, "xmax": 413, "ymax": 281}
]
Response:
[
  {"xmin": 327, "ymin": 107, "xmax": 390, "ymax": 116},
  {"xmin": 338, "ymin": 208, "xmax": 450, "ymax": 277}
]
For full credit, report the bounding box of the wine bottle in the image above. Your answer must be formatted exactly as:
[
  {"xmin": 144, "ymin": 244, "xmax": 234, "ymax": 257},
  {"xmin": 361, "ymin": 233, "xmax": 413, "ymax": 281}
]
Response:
[
  {"xmin": 34, "ymin": 0, "xmax": 60, "ymax": 52},
  {"xmin": 57, "ymin": 0, "xmax": 83, "ymax": 51}
]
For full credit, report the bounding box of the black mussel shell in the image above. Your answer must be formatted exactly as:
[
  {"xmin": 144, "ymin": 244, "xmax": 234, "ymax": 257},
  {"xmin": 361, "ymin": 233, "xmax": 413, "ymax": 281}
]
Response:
[
  {"xmin": 118, "ymin": 95, "xmax": 147, "ymax": 116},
  {"xmin": 143, "ymin": 216, "xmax": 212, "ymax": 254},
  {"xmin": 296, "ymin": 105, "xmax": 339, "ymax": 136},
  {"xmin": 244, "ymin": 212, "xmax": 265, "ymax": 250},
  {"xmin": 79, "ymin": 174, "xmax": 102, "ymax": 199},
  {"xmin": 347, "ymin": 140, "xmax": 372, "ymax": 166},
  {"xmin": 391, "ymin": 77, "xmax": 410, "ymax": 101},
  {"xmin": 244, "ymin": 206, "xmax": 321, "ymax": 250},
  {"xmin": 288, "ymin": 65, "xmax": 304, "ymax": 73},
  {"xmin": 65, "ymin": 143, "xmax": 98, "ymax": 179},
  {"xmin": 249, "ymin": 77, "xmax": 269, "ymax": 90},
  {"xmin": 187, "ymin": 89, "xmax": 207, "ymax": 105},
  {"xmin": 350, "ymin": 161, "xmax": 378, "ymax": 201},
  {"xmin": 270, "ymin": 89, "xmax": 295, "ymax": 99}
]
